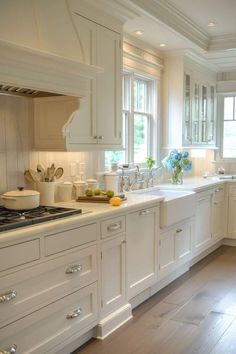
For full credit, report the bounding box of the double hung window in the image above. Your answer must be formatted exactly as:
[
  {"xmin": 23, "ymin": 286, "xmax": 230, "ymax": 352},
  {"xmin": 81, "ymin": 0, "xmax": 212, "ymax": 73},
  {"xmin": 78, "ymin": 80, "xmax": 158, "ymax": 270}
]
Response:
[
  {"xmin": 222, "ymin": 96, "xmax": 236, "ymax": 158},
  {"xmin": 105, "ymin": 71, "xmax": 156, "ymax": 166}
]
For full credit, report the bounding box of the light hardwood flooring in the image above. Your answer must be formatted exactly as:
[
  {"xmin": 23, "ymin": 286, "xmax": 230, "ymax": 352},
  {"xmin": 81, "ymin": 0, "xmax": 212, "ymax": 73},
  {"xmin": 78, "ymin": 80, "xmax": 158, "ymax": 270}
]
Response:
[{"xmin": 73, "ymin": 246, "xmax": 236, "ymax": 354}]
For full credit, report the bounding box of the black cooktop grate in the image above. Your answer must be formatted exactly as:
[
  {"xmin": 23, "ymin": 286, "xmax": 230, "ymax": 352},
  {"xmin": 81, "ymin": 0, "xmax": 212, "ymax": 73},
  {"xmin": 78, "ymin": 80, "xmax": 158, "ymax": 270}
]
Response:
[{"xmin": 0, "ymin": 206, "xmax": 82, "ymax": 232}]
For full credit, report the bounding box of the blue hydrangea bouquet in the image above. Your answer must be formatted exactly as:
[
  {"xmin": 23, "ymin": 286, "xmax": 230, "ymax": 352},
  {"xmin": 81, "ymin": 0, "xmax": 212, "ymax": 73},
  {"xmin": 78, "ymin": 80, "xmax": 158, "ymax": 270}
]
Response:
[{"xmin": 162, "ymin": 149, "xmax": 192, "ymax": 184}]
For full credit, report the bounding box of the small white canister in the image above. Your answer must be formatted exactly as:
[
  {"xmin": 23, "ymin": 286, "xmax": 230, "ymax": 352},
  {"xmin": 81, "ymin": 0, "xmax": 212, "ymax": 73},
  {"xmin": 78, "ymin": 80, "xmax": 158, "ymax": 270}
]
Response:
[
  {"xmin": 58, "ymin": 182, "xmax": 73, "ymax": 202},
  {"xmin": 104, "ymin": 173, "xmax": 119, "ymax": 194},
  {"xmin": 74, "ymin": 181, "xmax": 88, "ymax": 198},
  {"xmin": 86, "ymin": 179, "xmax": 98, "ymax": 191}
]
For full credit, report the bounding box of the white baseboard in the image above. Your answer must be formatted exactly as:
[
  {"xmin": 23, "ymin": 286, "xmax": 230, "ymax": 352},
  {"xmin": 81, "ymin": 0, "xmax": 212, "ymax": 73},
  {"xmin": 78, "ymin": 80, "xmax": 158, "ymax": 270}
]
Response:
[
  {"xmin": 222, "ymin": 238, "xmax": 236, "ymax": 246},
  {"xmin": 96, "ymin": 303, "xmax": 133, "ymax": 339},
  {"xmin": 52, "ymin": 326, "xmax": 96, "ymax": 354},
  {"xmin": 151, "ymin": 263, "xmax": 190, "ymax": 296},
  {"xmin": 190, "ymin": 241, "xmax": 222, "ymax": 266},
  {"xmin": 129, "ymin": 263, "xmax": 190, "ymax": 310}
]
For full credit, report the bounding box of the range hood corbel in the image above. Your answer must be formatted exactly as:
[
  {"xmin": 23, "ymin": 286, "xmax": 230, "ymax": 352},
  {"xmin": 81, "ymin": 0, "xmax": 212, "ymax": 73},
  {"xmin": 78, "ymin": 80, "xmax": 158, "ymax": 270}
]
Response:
[{"xmin": 0, "ymin": 39, "xmax": 103, "ymax": 98}]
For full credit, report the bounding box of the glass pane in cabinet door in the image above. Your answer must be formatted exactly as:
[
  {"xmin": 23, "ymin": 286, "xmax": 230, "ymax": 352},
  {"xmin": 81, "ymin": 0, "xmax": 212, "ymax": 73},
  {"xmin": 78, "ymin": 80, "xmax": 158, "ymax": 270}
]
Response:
[
  {"xmin": 208, "ymin": 85, "xmax": 215, "ymax": 143},
  {"xmin": 184, "ymin": 74, "xmax": 191, "ymax": 143},
  {"xmin": 201, "ymin": 85, "xmax": 207, "ymax": 142},
  {"xmin": 192, "ymin": 83, "xmax": 199, "ymax": 142}
]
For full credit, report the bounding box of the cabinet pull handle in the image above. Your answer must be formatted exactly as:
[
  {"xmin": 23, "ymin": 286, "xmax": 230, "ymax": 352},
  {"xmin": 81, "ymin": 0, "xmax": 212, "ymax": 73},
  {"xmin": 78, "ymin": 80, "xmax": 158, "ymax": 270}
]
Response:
[
  {"xmin": 215, "ymin": 187, "xmax": 223, "ymax": 192},
  {"xmin": 93, "ymin": 136, "xmax": 97, "ymax": 139},
  {"xmin": 0, "ymin": 344, "xmax": 17, "ymax": 354},
  {"xmin": 66, "ymin": 307, "xmax": 82, "ymax": 319},
  {"xmin": 98, "ymin": 135, "xmax": 103, "ymax": 140},
  {"xmin": 65, "ymin": 264, "xmax": 82, "ymax": 274},
  {"xmin": 214, "ymin": 202, "xmax": 218, "ymax": 205},
  {"xmin": 139, "ymin": 210, "xmax": 150, "ymax": 216},
  {"xmin": 176, "ymin": 228, "xmax": 183, "ymax": 233},
  {"xmin": 0, "ymin": 290, "xmax": 17, "ymax": 303},
  {"xmin": 107, "ymin": 223, "xmax": 121, "ymax": 231},
  {"xmin": 198, "ymin": 198, "xmax": 206, "ymax": 202}
]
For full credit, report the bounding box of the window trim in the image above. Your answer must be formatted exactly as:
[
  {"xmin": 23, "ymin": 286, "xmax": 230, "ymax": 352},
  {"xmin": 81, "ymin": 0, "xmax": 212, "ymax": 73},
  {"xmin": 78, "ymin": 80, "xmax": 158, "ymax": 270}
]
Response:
[
  {"xmin": 217, "ymin": 94, "xmax": 236, "ymax": 161},
  {"xmin": 123, "ymin": 68, "xmax": 158, "ymax": 167}
]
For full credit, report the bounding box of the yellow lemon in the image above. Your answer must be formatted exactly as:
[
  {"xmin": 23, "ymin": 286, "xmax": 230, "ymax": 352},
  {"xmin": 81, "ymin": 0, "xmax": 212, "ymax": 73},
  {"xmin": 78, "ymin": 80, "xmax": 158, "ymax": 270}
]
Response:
[{"xmin": 110, "ymin": 196, "xmax": 122, "ymax": 206}]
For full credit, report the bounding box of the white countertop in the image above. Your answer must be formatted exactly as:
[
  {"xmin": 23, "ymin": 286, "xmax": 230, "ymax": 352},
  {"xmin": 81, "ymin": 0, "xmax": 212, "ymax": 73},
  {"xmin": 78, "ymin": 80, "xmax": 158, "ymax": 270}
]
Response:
[
  {"xmin": 0, "ymin": 176, "xmax": 233, "ymax": 244},
  {"xmin": 157, "ymin": 176, "xmax": 225, "ymax": 192}
]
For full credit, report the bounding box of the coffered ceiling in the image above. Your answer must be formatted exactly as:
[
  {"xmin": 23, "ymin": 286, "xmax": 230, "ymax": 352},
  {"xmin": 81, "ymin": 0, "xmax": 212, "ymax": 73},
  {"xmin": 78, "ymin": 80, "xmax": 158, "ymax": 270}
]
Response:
[{"xmin": 115, "ymin": 0, "xmax": 236, "ymax": 72}]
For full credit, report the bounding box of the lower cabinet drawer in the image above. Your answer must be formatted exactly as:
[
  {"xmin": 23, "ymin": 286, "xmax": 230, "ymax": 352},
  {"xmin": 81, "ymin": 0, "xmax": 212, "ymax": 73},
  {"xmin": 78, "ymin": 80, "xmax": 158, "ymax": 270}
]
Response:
[
  {"xmin": 0, "ymin": 239, "xmax": 40, "ymax": 272},
  {"xmin": 0, "ymin": 282, "xmax": 98, "ymax": 354},
  {"xmin": 0, "ymin": 245, "xmax": 97, "ymax": 328}
]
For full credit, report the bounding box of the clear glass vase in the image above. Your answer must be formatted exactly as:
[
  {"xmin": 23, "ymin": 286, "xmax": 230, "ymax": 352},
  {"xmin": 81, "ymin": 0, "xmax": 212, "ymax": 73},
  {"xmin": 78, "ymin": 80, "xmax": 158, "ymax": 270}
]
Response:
[{"xmin": 171, "ymin": 168, "xmax": 183, "ymax": 184}]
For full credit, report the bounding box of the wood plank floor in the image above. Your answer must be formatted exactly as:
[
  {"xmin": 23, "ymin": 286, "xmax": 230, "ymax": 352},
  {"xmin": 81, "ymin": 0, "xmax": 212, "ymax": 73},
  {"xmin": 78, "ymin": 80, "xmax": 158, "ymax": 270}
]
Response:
[{"xmin": 73, "ymin": 246, "xmax": 236, "ymax": 354}]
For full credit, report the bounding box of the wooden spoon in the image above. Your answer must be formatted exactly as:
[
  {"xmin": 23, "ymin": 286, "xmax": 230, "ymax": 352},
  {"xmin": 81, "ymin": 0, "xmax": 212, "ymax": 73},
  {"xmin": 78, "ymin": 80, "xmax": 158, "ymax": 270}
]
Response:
[
  {"xmin": 54, "ymin": 167, "xmax": 64, "ymax": 180},
  {"xmin": 47, "ymin": 163, "xmax": 56, "ymax": 182},
  {"xmin": 29, "ymin": 169, "xmax": 42, "ymax": 183},
  {"xmin": 37, "ymin": 164, "xmax": 45, "ymax": 181},
  {"xmin": 24, "ymin": 170, "xmax": 34, "ymax": 183}
]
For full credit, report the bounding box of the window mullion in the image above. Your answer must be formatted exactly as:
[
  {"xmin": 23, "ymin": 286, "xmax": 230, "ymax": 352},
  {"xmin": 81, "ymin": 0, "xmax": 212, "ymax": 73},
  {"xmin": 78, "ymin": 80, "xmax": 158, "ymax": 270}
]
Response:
[{"xmin": 130, "ymin": 72, "xmax": 135, "ymax": 164}]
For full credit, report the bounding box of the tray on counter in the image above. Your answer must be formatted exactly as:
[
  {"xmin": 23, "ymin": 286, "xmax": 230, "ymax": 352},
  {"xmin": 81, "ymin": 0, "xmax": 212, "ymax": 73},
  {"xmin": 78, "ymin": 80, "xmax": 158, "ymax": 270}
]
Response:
[{"xmin": 76, "ymin": 194, "xmax": 126, "ymax": 203}]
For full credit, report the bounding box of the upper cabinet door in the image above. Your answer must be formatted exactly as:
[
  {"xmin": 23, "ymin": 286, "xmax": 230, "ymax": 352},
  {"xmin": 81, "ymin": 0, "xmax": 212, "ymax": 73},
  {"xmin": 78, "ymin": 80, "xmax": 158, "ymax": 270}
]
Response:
[
  {"xmin": 96, "ymin": 26, "xmax": 122, "ymax": 146},
  {"xmin": 64, "ymin": 14, "xmax": 122, "ymax": 150}
]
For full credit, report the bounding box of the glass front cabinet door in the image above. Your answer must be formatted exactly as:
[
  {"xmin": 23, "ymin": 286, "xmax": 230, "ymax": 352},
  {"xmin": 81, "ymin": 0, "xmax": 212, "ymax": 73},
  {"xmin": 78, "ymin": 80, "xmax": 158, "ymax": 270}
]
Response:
[
  {"xmin": 183, "ymin": 72, "xmax": 216, "ymax": 147},
  {"xmin": 183, "ymin": 73, "xmax": 192, "ymax": 145}
]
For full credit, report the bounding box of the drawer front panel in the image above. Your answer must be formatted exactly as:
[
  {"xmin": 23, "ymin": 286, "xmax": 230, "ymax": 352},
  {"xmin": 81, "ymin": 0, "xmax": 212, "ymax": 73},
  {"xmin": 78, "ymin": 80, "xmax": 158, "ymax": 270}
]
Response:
[
  {"xmin": 101, "ymin": 216, "xmax": 125, "ymax": 239},
  {"xmin": 45, "ymin": 223, "xmax": 97, "ymax": 255},
  {"xmin": 0, "ymin": 239, "xmax": 40, "ymax": 273},
  {"xmin": 0, "ymin": 282, "xmax": 98, "ymax": 354},
  {"xmin": 0, "ymin": 245, "xmax": 97, "ymax": 328}
]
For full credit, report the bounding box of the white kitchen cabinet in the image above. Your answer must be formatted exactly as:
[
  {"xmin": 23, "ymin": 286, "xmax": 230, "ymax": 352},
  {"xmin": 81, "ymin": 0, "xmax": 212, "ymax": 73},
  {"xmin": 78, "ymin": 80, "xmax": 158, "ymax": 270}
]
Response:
[
  {"xmin": 163, "ymin": 54, "xmax": 217, "ymax": 148},
  {"xmin": 0, "ymin": 222, "xmax": 99, "ymax": 352},
  {"xmin": 33, "ymin": 13, "xmax": 122, "ymax": 151},
  {"xmin": 65, "ymin": 13, "xmax": 122, "ymax": 151},
  {"xmin": 159, "ymin": 219, "xmax": 192, "ymax": 279},
  {"xmin": 33, "ymin": 96, "xmax": 79, "ymax": 151},
  {"xmin": 0, "ymin": 282, "xmax": 98, "ymax": 354},
  {"xmin": 185, "ymin": 78, "xmax": 216, "ymax": 147},
  {"xmin": 227, "ymin": 184, "xmax": 236, "ymax": 238},
  {"xmin": 159, "ymin": 229, "xmax": 175, "ymax": 279},
  {"xmin": 194, "ymin": 189, "xmax": 213, "ymax": 254},
  {"xmin": 101, "ymin": 234, "xmax": 126, "ymax": 316},
  {"xmin": 126, "ymin": 206, "xmax": 159, "ymax": 300},
  {"xmin": 212, "ymin": 185, "xmax": 225, "ymax": 241}
]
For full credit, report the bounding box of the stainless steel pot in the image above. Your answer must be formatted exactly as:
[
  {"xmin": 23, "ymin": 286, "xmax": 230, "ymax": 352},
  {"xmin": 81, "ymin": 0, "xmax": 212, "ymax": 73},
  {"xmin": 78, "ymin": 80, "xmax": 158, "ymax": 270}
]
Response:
[{"xmin": 1, "ymin": 187, "xmax": 40, "ymax": 210}]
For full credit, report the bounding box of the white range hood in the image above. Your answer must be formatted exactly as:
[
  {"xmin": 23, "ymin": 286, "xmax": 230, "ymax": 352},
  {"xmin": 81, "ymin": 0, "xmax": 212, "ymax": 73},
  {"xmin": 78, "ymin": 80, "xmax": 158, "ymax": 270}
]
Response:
[{"xmin": 0, "ymin": 0, "xmax": 103, "ymax": 97}]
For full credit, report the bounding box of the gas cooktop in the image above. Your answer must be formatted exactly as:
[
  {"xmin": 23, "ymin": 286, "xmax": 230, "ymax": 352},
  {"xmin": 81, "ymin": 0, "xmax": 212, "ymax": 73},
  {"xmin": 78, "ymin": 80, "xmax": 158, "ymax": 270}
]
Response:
[{"xmin": 0, "ymin": 206, "xmax": 82, "ymax": 232}]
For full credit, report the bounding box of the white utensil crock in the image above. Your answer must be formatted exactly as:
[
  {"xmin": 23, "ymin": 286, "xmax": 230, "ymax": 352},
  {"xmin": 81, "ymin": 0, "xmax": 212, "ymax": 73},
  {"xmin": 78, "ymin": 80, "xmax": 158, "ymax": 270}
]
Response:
[{"xmin": 37, "ymin": 182, "xmax": 57, "ymax": 205}]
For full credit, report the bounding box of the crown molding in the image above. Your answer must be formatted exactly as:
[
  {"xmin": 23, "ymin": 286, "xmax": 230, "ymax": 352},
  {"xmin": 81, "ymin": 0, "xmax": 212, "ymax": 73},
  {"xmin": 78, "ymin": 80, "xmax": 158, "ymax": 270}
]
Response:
[
  {"xmin": 209, "ymin": 34, "xmax": 236, "ymax": 52},
  {"xmin": 123, "ymin": 41, "xmax": 164, "ymax": 70},
  {"xmin": 125, "ymin": 0, "xmax": 209, "ymax": 51}
]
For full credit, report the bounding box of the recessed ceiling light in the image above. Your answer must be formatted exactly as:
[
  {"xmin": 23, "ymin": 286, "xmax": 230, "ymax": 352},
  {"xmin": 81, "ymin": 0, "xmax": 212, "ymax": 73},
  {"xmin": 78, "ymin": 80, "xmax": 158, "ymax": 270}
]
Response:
[
  {"xmin": 160, "ymin": 43, "xmax": 167, "ymax": 47},
  {"xmin": 135, "ymin": 30, "xmax": 143, "ymax": 36},
  {"xmin": 208, "ymin": 21, "xmax": 216, "ymax": 27}
]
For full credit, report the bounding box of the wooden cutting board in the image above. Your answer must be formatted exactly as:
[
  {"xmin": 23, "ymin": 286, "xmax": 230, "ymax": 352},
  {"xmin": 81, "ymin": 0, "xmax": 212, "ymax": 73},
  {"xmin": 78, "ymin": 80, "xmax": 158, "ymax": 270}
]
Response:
[{"xmin": 76, "ymin": 194, "xmax": 126, "ymax": 203}]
